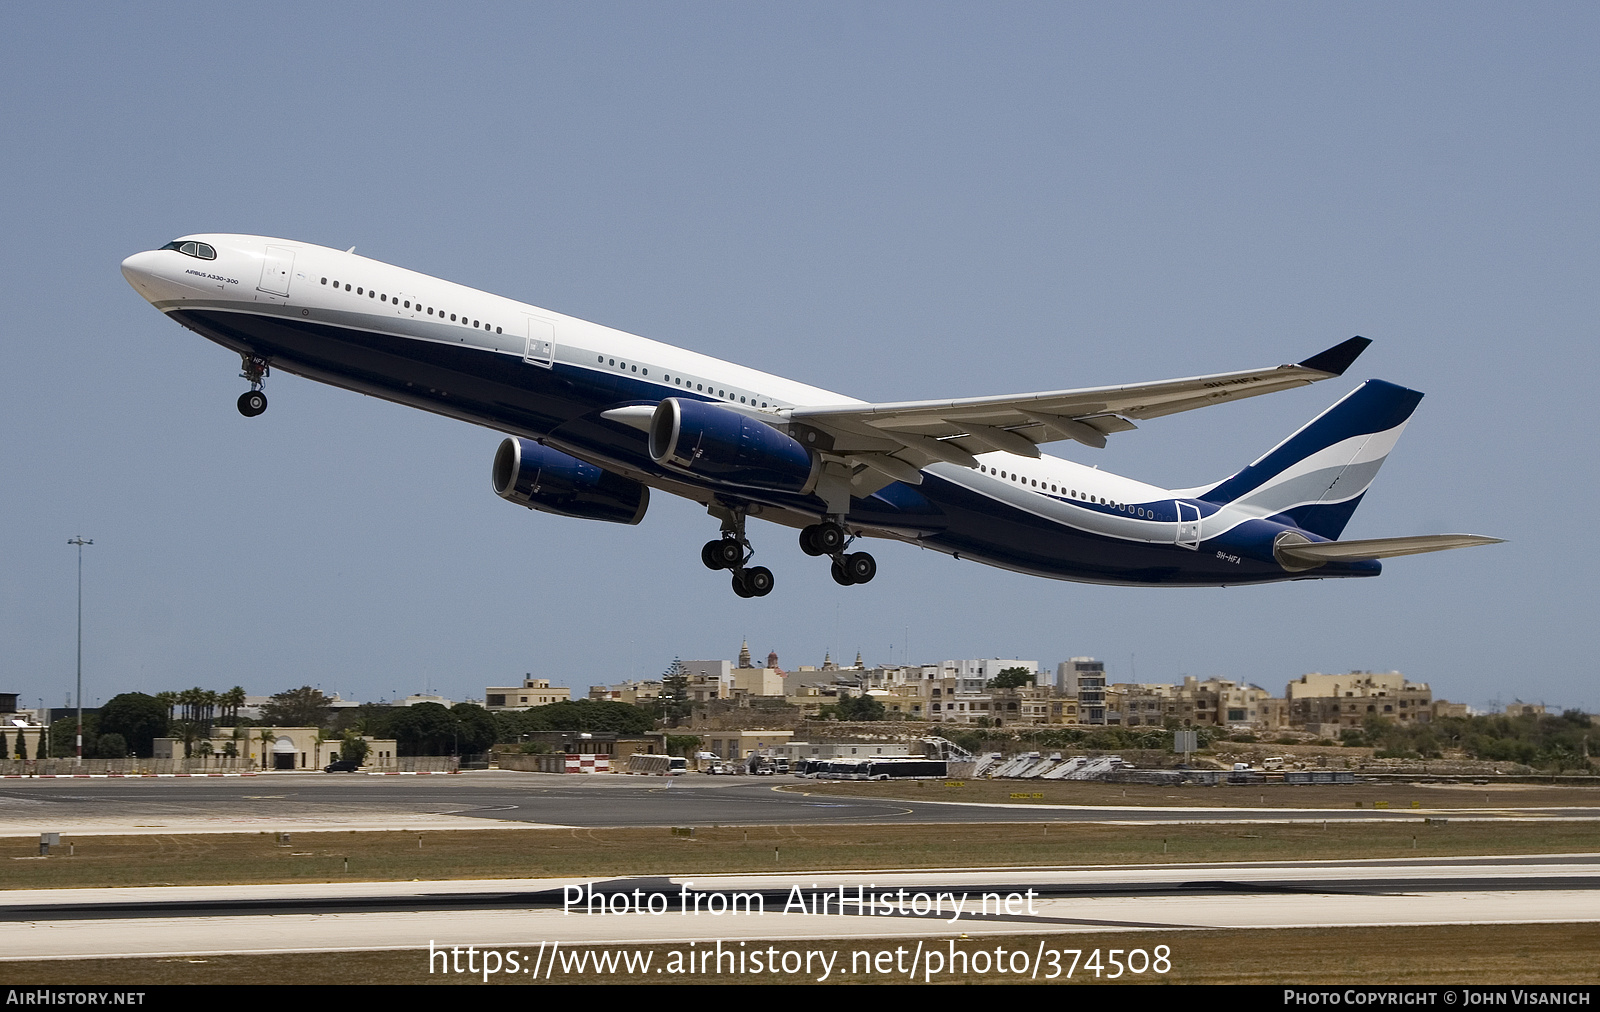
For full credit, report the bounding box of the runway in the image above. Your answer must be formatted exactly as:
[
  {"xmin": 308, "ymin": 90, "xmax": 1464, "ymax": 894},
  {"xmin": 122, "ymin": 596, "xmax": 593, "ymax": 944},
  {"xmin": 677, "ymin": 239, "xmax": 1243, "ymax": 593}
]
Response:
[
  {"xmin": 4, "ymin": 855, "xmax": 1598, "ymax": 961},
  {"xmin": 3, "ymin": 771, "xmax": 1594, "ymax": 837}
]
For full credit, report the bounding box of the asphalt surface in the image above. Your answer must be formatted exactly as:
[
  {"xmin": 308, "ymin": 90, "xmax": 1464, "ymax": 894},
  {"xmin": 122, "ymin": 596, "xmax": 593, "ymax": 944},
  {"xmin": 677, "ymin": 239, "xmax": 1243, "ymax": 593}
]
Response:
[
  {"xmin": 5, "ymin": 856, "xmax": 1599, "ymax": 960},
  {"xmin": 3, "ymin": 771, "xmax": 1598, "ymax": 836}
]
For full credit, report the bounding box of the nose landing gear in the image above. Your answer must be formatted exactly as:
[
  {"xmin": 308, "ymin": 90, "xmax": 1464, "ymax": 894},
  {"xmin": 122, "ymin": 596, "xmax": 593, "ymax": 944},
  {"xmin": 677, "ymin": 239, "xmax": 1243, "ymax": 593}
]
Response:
[{"xmin": 237, "ymin": 355, "xmax": 270, "ymax": 417}]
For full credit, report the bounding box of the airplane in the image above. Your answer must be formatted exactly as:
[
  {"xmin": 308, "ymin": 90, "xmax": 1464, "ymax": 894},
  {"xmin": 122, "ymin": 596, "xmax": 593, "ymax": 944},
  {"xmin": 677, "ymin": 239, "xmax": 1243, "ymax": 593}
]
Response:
[{"xmin": 120, "ymin": 234, "xmax": 1500, "ymax": 598}]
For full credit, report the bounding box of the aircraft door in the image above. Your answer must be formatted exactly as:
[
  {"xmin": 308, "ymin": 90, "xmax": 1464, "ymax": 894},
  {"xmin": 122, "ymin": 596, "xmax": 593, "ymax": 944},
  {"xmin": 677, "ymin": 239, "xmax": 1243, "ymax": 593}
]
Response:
[
  {"xmin": 257, "ymin": 245, "xmax": 295, "ymax": 297},
  {"xmin": 1176, "ymin": 501, "xmax": 1201, "ymax": 549},
  {"xmin": 524, "ymin": 315, "xmax": 555, "ymax": 368}
]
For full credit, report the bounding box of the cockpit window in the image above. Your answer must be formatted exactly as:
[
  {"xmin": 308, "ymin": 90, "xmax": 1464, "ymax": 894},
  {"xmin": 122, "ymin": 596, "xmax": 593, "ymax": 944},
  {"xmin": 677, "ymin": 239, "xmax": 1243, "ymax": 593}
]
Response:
[{"xmin": 159, "ymin": 240, "xmax": 217, "ymax": 260}]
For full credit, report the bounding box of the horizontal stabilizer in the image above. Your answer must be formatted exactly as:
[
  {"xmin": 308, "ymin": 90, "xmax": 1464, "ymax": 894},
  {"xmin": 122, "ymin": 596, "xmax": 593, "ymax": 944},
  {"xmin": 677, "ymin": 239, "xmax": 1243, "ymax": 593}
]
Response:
[{"xmin": 1275, "ymin": 532, "xmax": 1503, "ymax": 571}]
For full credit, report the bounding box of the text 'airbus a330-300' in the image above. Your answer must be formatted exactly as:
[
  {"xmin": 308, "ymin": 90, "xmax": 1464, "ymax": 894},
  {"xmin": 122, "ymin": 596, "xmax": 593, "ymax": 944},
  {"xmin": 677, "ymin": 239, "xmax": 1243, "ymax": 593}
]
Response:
[{"xmin": 121, "ymin": 235, "xmax": 1499, "ymax": 597}]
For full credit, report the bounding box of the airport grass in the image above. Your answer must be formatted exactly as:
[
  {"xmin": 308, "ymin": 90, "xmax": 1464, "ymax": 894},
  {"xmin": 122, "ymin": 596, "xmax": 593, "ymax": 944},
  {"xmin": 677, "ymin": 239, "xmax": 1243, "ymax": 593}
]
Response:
[
  {"xmin": 3, "ymin": 923, "xmax": 1597, "ymax": 985},
  {"xmin": 5, "ymin": 819, "xmax": 1599, "ymax": 890},
  {"xmin": 782, "ymin": 778, "xmax": 1600, "ymax": 810}
]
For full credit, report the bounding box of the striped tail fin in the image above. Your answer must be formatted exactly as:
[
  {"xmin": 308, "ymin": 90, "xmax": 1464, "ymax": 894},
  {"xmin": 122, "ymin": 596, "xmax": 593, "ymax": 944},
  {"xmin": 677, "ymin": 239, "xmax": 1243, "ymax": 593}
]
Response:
[{"xmin": 1199, "ymin": 379, "xmax": 1423, "ymax": 539}]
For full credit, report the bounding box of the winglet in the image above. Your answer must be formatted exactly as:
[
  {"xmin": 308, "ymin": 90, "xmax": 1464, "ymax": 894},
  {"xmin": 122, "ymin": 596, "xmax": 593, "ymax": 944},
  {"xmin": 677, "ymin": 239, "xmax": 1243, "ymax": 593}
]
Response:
[{"xmin": 1297, "ymin": 336, "xmax": 1371, "ymax": 376}]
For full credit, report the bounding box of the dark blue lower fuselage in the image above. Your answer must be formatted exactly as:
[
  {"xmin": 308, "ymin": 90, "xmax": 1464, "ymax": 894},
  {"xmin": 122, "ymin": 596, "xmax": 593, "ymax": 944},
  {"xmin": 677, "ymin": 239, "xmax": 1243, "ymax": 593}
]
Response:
[{"xmin": 171, "ymin": 306, "xmax": 1379, "ymax": 586}]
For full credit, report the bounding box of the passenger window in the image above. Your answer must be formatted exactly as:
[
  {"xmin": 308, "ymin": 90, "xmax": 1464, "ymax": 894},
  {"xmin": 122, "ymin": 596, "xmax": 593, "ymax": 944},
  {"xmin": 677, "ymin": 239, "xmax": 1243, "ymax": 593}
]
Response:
[
  {"xmin": 357, "ymin": 287, "xmax": 363, "ymax": 295},
  {"xmin": 321, "ymin": 278, "xmax": 328, "ymax": 285}
]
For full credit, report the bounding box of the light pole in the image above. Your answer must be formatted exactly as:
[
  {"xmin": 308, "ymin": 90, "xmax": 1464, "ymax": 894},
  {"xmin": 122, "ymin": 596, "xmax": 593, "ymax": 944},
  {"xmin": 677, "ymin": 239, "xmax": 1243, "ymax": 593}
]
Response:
[{"xmin": 67, "ymin": 537, "xmax": 92, "ymax": 767}]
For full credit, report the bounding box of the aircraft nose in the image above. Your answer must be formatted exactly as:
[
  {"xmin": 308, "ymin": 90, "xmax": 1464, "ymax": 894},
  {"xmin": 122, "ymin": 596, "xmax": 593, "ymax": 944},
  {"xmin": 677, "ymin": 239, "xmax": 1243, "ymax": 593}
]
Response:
[
  {"xmin": 120, "ymin": 250, "xmax": 163, "ymax": 299},
  {"xmin": 121, "ymin": 248, "xmax": 211, "ymax": 304}
]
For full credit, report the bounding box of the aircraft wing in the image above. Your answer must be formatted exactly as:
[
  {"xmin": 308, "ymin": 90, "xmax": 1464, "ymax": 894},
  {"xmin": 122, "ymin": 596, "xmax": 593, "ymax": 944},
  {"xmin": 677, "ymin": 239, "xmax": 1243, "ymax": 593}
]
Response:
[{"xmin": 788, "ymin": 337, "xmax": 1372, "ymax": 474}]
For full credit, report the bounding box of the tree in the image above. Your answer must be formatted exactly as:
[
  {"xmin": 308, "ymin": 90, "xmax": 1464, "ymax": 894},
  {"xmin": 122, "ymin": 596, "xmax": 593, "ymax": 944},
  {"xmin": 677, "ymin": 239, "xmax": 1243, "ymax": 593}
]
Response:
[
  {"xmin": 13, "ymin": 731, "xmax": 26, "ymax": 761},
  {"xmin": 987, "ymin": 667, "xmax": 1035, "ymax": 690},
  {"xmin": 499, "ymin": 699, "xmax": 655, "ymax": 737},
  {"xmin": 219, "ymin": 686, "xmax": 247, "ymax": 726},
  {"xmin": 99, "ymin": 693, "xmax": 170, "ymax": 758},
  {"xmin": 170, "ymin": 720, "xmax": 203, "ymax": 758},
  {"xmin": 337, "ymin": 730, "xmax": 370, "ymax": 766},
  {"xmin": 261, "ymin": 687, "xmax": 334, "ymax": 729},
  {"xmin": 818, "ymin": 692, "xmax": 886, "ymax": 721},
  {"xmin": 665, "ymin": 734, "xmax": 702, "ymax": 756},
  {"xmin": 51, "ymin": 714, "xmax": 97, "ymax": 758},
  {"xmin": 450, "ymin": 704, "xmax": 498, "ymax": 755},
  {"xmin": 96, "ymin": 733, "xmax": 128, "ymax": 759},
  {"xmin": 657, "ymin": 658, "xmax": 692, "ymax": 725},
  {"xmin": 389, "ymin": 703, "xmax": 459, "ymax": 756}
]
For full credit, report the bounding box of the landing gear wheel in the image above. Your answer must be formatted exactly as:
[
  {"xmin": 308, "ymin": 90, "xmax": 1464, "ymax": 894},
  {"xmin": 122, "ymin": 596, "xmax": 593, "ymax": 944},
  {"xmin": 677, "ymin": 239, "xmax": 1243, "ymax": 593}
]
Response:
[
  {"xmin": 844, "ymin": 552, "xmax": 877, "ymax": 584},
  {"xmin": 799, "ymin": 526, "xmax": 825, "ymax": 556},
  {"xmin": 237, "ymin": 390, "xmax": 268, "ymax": 417},
  {"xmin": 715, "ymin": 539, "xmax": 745, "ymax": 569},
  {"xmin": 702, "ymin": 540, "xmax": 727, "ymax": 571},
  {"xmin": 731, "ymin": 572, "xmax": 755, "ymax": 598},
  {"xmin": 812, "ymin": 522, "xmax": 846, "ymax": 554},
  {"xmin": 830, "ymin": 558, "xmax": 855, "ymax": 586},
  {"xmin": 743, "ymin": 566, "xmax": 774, "ymax": 597}
]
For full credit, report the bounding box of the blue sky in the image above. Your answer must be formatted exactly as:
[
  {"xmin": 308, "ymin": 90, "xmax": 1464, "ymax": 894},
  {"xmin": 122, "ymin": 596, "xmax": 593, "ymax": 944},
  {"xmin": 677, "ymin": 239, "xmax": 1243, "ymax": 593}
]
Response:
[{"xmin": 1, "ymin": 4, "xmax": 1594, "ymax": 711}]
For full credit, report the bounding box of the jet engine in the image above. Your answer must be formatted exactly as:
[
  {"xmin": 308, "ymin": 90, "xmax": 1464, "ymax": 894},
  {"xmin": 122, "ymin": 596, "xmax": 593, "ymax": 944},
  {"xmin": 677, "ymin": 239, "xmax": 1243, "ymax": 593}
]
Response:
[
  {"xmin": 491, "ymin": 438, "xmax": 649, "ymax": 525},
  {"xmin": 648, "ymin": 397, "xmax": 820, "ymax": 493}
]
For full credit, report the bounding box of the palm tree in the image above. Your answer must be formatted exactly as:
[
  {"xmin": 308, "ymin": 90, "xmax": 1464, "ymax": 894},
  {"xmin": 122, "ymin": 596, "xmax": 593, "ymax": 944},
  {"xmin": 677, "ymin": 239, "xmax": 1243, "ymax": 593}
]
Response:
[
  {"xmin": 221, "ymin": 686, "xmax": 247, "ymax": 726},
  {"xmin": 200, "ymin": 689, "xmax": 220, "ymax": 737},
  {"xmin": 257, "ymin": 727, "xmax": 276, "ymax": 770},
  {"xmin": 174, "ymin": 720, "xmax": 202, "ymax": 760}
]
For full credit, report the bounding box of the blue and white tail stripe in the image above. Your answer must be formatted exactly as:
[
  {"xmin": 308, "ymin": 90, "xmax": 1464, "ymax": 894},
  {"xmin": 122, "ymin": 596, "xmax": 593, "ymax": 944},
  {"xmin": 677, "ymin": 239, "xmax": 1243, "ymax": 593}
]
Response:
[{"xmin": 1198, "ymin": 379, "xmax": 1423, "ymax": 539}]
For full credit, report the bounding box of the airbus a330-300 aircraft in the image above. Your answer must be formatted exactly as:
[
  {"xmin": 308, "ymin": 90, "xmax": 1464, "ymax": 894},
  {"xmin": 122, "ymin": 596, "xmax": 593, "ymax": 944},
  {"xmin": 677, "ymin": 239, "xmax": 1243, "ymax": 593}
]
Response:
[{"xmin": 121, "ymin": 234, "xmax": 1499, "ymax": 597}]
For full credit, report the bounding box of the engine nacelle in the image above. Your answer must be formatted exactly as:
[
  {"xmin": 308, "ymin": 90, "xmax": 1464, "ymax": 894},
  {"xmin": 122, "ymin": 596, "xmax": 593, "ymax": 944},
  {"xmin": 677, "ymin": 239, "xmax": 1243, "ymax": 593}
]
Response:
[
  {"xmin": 491, "ymin": 438, "xmax": 649, "ymax": 525},
  {"xmin": 648, "ymin": 397, "xmax": 820, "ymax": 493}
]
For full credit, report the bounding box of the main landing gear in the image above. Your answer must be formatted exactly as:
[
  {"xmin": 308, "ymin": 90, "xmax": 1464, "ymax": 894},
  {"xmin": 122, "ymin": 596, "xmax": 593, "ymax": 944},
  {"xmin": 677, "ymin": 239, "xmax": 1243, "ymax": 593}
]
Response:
[
  {"xmin": 700, "ymin": 509, "xmax": 774, "ymax": 598},
  {"xmin": 700, "ymin": 510, "xmax": 877, "ymax": 597},
  {"xmin": 800, "ymin": 519, "xmax": 877, "ymax": 587},
  {"xmin": 237, "ymin": 355, "xmax": 270, "ymax": 417}
]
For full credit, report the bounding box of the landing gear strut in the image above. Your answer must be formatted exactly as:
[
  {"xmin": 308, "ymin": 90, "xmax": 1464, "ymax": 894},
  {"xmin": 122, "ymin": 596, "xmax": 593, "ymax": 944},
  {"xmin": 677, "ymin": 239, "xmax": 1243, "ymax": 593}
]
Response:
[
  {"xmin": 701, "ymin": 507, "xmax": 773, "ymax": 598},
  {"xmin": 801, "ymin": 519, "xmax": 876, "ymax": 586},
  {"xmin": 237, "ymin": 355, "xmax": 269, "ymax": 417}
]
